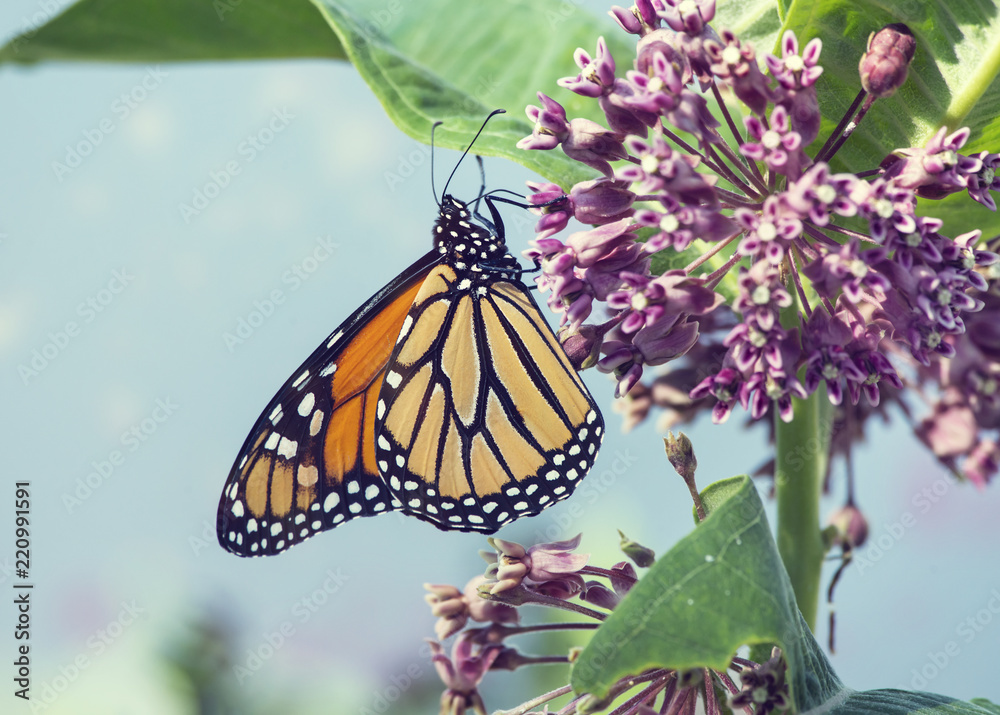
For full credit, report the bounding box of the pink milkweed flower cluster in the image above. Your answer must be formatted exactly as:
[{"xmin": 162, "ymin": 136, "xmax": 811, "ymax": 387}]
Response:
[
  {"xmin": 517, "ymin": 1, "xmax": 1000, "ymax": 485},
  {"xmin": 423, "ymin": 530, "xmax": 787, "ymax": 715}
]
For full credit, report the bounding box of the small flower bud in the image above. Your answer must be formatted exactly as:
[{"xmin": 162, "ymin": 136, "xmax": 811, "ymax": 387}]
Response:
[
  {"xmin": 859, "ymin": 23, "xmax": 915, "ymax": 98},
  {"xmin": 664, "ymin": 431, "xmax": 697, "ymax": 480},
  {"xmin": 580, "ymin": 580, "xmax": 621, "ymax": 609},
  {"xmin": 488, "ymin": 646, "xmax": 527, "ymax": 671},
  {"xmin": 560, "ymin": 324, "xmax": 604, "ymax": 370},
  {"xmin": 666, "ymin": 432, "xmax": 707, "ymax": 520},
  {"xmin": 827, "ymin": 504, "xmax": 869, "ymax": 548},
  {"xmin": 608, "ymin": 5, "xmax": 643, "ymax": 35},
  {"xmin": 618, "ymin": 530, "xmax": 655, "ymax": 567},
  {"xmin": 609, "ymin": 560, "xmax": 638, "ymax": 596}
]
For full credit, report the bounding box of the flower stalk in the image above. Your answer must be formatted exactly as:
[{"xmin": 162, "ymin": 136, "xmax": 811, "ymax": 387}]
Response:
[{"xmin": 774, "ymin": 388, "xmax": 828, "ymax": 630}]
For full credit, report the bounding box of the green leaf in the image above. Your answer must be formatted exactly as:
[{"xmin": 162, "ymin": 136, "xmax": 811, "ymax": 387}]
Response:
[
  {"xmin": 571, "ymin": 475, "xmax": 841, "ymax": 707},
  {"xmin": 833, "ymin": 690, "xmax": 1000, "ymax": 714},
  {"xmin": 0, "ymin": 0, "xmax": 344, "ymax": 63},
  {"xmin": 315, "ymin": 0, "xmax": 612, "ymax": 187},
  {"xmin": 714, "ymin": 0, "xmax": 784, "ymax": 63},
  {"xmin": 695, "ymin": 474, "xmax": 747, "ymax": 517},
  {"xmin": 570, "ymin": 476, "xmax": 1000, "ymax": 713},
  {"xmin": 0, "ymin": 0, "xmax": 631, "ymax": 187}
]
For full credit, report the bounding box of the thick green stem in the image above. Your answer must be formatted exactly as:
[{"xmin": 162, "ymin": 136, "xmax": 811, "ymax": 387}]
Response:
[{"xmin": 774, "ymin": 389, "xmax": 829, "ymax": 632}]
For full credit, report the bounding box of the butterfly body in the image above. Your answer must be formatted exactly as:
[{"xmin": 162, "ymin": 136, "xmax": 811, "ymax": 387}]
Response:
[{"xmin": 217, "ymin": 191, "xmax": 603, "ymax": 557}]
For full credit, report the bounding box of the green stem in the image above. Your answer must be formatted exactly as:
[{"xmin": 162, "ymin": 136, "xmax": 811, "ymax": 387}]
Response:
[{"xmin": 774, "ymin": 388, "xmax": 829, "ymax": 631}]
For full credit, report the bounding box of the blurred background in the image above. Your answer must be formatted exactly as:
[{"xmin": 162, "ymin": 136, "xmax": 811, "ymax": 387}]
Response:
[{"xmin": 2, "ymin": 1, "xmax": 1000, "ymax": 713}]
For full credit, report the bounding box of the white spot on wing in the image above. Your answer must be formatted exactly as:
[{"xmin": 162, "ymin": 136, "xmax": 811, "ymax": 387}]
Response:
[
  {"xmin": 397, "ymin": 315, "xmax": 414, "ymax": 344},
  {"xmin": 385, "ymin": 371, "xmax": 402, "ymax": 389},
  {"xmin": 309, "ymin": 410, "xmax": 324, "ymax": 436},
  {"xmin": 264, "ymin": 433, "xmax": 280, "ymax": 451},
  {"xmin": 326, "ymin": 330, "xmax": 344, "ymax": 348},
  {"xmin": 277, "ymin": 437, "xmax": 298, "ymax": 459},
  {"xmin": 298, "ymin": 393, "xmax": 315, "ymax": 416},
  {"xmin": 297, "ymin": 465, "xmax": 318, "ymax": 487}
]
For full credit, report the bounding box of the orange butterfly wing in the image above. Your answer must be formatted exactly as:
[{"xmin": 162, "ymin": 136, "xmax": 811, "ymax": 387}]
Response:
[{"xmin": 216, "ymin": 252, "xmax": 438, "ymax": 556}]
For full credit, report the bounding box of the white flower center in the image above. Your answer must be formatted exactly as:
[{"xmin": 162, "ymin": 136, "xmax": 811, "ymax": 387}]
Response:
[
  {"xmin": 757, "ymin": 221, "xmax": 777, "ymax": 241},
  {"xmin": 815, "ymin": 185, "xmax": 835, "ymax": 203},
  {"xmin": 722, "ymin": 46, "xmax": 741, "ymax": 66},
  {"xmin": 659, "ymin": 214, "xmax": 680, "ymax": 232}
]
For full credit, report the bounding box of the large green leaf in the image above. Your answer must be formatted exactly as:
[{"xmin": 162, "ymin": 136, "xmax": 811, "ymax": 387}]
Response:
[
  {"xmin": 571, "ymin": 475, "xmax": 838, "ymax": 706},
  {"xmin": 314, "ymin": 0, "xmax": 617, "ymax": 187},
  {"xmin": 571, "ymin": 476, "xmax": 998, "ymax": 714},
  {"xmin": 0, "ymin": 0, "xmax": 343, "ymax": 63}
]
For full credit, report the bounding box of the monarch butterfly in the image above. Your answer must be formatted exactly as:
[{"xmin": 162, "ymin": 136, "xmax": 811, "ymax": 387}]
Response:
[{"xmin": 217, "ymin": 113, "xmax": 604, "ymax": 556}]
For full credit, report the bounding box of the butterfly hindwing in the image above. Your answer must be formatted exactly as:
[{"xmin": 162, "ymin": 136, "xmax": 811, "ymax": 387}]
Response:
[
  {"xmin": 373, "ymin": 210, "xmax": 604, "ymax": 533},
  {"xmin": 216, "ymin": 251, "xmax": 439, "ymax": 556}
]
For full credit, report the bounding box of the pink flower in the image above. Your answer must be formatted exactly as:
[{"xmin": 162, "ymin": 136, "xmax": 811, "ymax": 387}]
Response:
[{"xmin": 430, "ymin": 634, "xmax": 502, "ymax": 715}]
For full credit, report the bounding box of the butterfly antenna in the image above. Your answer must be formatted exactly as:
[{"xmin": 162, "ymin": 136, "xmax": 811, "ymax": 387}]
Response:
[
  {"xmin": 440, "ymin": 109, "xmax": 506, "ymax": 199},
  {"xmin": 430, "ymin": 120, "xmax": 444, "ymax": 206}
]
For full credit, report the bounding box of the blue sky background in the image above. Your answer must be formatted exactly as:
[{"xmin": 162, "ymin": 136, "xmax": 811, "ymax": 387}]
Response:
[{"xmin": 2, "ymin": 1, "xmax": 1000, "ymax": 713}]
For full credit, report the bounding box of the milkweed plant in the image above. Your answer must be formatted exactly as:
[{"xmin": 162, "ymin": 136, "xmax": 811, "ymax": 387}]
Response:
[
  {"xmin": 10, "ymin": 0, "xmax": 998, "ymax": 713},
  {"xmin": 421, "ymin": 2, "xmax": 1000, "ymax": 714}
]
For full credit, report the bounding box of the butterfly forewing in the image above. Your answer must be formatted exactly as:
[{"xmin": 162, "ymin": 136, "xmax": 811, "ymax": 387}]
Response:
[
  {"xmin": 217, "ymin": 251, "xmax": 439, "ymax": 556},
  {"xmin": 373, "ymin": 202, "xmax": 605, "ymax": 534}
]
